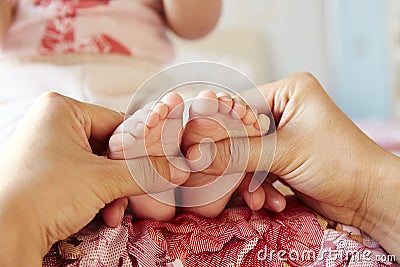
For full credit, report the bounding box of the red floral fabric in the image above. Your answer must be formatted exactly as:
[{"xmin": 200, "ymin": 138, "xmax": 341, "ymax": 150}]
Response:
[{"xmin": 43, "ymin": 196, "xmax": 397, "ymax": 266}]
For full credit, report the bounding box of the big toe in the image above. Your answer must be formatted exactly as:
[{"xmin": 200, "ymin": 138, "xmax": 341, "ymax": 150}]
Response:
[
  {"xmin": 162, "ymin": 92, "xmax": 184, "ymax": 119},
  {"xmin": 191, "ymin": 90, "xmax": 219, "ymax": 116}
]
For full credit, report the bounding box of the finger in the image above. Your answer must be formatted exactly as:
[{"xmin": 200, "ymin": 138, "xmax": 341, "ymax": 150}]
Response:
[
  {"xmin": 186, "ymin": 127, "xmax": 309, "ymax": 182},
  {"xmin": 238, "ymin": 173, "xmax": 265, "ymax": 211},
  {"xmin": 239, "ymin": 78, "xmax": 293, "ymax": 126},
  {"xmin": 94, "ymin": 156, "xmax": 190, "ymax": 202},
  {"xmin": 186, "ymin": 135, "xmax": 275, "ymax": 175},
  {"xmin": 101, "ymin": 197, "xmax": 128, "ymax": 227},
  {"xmin": 28, "ymin": 93, "xmax": 125, "ymax": 143},
  {"xmin": 262, "ymin": 182, "xmax": 286, "ymax": 212}
]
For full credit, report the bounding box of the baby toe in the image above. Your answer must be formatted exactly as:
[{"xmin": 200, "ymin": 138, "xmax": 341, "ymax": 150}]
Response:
[
  {"xmin": 191, "ymin": 90, "xmax": 219, "ymax": 117},
  {"xmin": 242, "ymin": 106, "xmax": 258, "ymax": 125},
  {"xmin": 162, "ymin": 92, "xmax": 184, "ymax": 119},
  {"xmin": 254, "ymin": 114, "xmax": 270, "ymax": 132},
  {"xmin": 217, "ymin": 93, "xmax": 233, "ymax": 114},
  {"xmin": 231, "ymin": 96, "xmax": 247, "ymax": 119},
  {"xmin": 108, "ymin": 133, "xmax": 124, "ymax": 153},
  {"xmin": 154, "ymin": 102, "xmax": 168, "ymax": 120},
  {"xmin": 146, "ymin": 111, "xmax": 160, "ymax": 128}
]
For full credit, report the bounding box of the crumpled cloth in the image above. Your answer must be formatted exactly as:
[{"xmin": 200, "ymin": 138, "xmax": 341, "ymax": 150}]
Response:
[{"xmin": 43, "ymin": 196, "xmax": 398, "ymax": 267}]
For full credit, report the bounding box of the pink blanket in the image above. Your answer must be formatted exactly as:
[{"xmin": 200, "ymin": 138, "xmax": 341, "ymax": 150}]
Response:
[{"xmin": 43, "ymin": 196, "xmax": 397, "ymax": 266}]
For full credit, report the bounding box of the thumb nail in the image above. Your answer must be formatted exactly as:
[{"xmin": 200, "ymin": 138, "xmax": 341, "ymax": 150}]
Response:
[
  {"xmin": 187, "ymin": 143, "xmax": 215, "ymax": 172},
  {"xmin": 170, "ymin": 164, "xmax": 190, "ymax": 185}
]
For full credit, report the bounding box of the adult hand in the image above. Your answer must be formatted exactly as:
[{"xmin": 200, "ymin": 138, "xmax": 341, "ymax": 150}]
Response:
[
  {"xmin": 187, "ymin": 72, "xmax": 400, "ymax": 258},
  {"xmin": 0, "ymin": 92, "xmax": 182, "ymax": 266}
]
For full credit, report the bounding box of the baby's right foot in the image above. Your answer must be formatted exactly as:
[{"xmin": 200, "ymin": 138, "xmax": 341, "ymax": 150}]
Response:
[
  {"xmin": 108, "ymin": 92, "xmax": 188, "ymax": 221},
  {"xmin": 181, "ymin": 90, "xmax": 270, "ymax": 218},
  {"xmin": 181, "ymin": 91, "xmax": 270, "ymax": 152}
]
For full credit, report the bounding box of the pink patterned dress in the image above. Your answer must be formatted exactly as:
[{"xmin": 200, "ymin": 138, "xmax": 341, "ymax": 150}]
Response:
[{"xmin": 1, "ymin": 0, "xmax": 173, "ymax": 63}]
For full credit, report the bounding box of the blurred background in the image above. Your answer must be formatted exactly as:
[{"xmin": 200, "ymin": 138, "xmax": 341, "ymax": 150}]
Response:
[{"xmin": 170, "ymin": 0, "xmax": 400, "ymax": 153}]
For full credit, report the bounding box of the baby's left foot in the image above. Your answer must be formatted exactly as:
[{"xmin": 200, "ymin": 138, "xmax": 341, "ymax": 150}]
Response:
[
  {"xmin": 109, "ymin": 92, "xmax": 188, "ymax": 221},
  {"xmin": 181, "ymin": 90, "xmax": 270, "ymax": 218}
]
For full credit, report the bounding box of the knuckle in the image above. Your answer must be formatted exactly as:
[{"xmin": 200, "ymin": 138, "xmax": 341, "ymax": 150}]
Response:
[
  {"xmin": 293, "ymin": 71, "xmax": 316, "ymax": 81},
  {"xmin": 230, "ymin": 138, "xmax": 246, "ymax": 168},
  {"xmin": 289, "ymin": 71, "xmax": 323, "ymax": 95},
  {"xmin": 38, "ymin": 91, "xmax": 64, "ymax": 105},
  {"xmin": 35, "ymin": 91, "xmax": 71, "ymax": 113},
  {"xmin": 210, "ymin": 139, "xmax": 230, "ymax": 174}
]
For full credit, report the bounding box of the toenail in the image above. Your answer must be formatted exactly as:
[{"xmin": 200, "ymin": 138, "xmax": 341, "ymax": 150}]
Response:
[
  {"xmin": 220, "ymin": 96, "xmax": 231, "ymax": 102},
  {"xmin": 170, "ymin": 166, "xmax": 189, "ymax": 185}
]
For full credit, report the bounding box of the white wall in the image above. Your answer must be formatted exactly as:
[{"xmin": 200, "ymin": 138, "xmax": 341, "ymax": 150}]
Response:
[
  {"xmin": 221, "ymin": 0, "xmax": 329, "ymax": 85},
  {"xmin": 172, "ymin": 0, "xmax": 331, "ymax": 90},
  {"xmin": 172, "ymin": 0, "xmax": 395, "ymax": 119}
]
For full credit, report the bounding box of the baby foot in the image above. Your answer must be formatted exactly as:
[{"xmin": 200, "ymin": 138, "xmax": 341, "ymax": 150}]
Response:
[
  {"xmin": 109, "ymin": 92, "xmax": 184, "ymax": 159},
  {"xmin": 108, "ymin": 92, "xmax": 188, "ymax": 221},
  {"xmin": 181, "ymin": 90, "xmax": 269, "ymax": 151},
  {"xmin": 180, "ymin": 90, "xmax": 270, "ymax": 217}
]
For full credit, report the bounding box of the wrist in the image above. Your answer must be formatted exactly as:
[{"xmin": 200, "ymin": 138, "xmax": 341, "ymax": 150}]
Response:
[
  {"xmin": 0, "ymin": 157, "xmax": 48, "ymax": 266},
  {"xmin": 354, "ymin": 150, "xmax": 400, "ymax": 257},
  {"xmin": 0, "ymin": 202, "xmax": 44, "ymax": 266}
]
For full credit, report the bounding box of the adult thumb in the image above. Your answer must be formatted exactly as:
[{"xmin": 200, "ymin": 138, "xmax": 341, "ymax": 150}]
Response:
[
  {"xmin": 186, "ymin": 133, "xmax": 276, "ymax": 176},
  {"xmin": 92, "ymin": 155, "xmax": 190, "ymax": 203}
]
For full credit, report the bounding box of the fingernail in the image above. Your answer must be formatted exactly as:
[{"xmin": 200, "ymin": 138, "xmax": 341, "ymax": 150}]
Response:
[
  {"xmin": 170, "ymin": 165, "xmax": 189, "ymax": 185},
  {"xmin": 187, "ymin": 145, "xmax": 201, "ymax": 160},
  {"xmin": 187, "ymin": 143, "xmax": 215, "ymax": 172},
  {"xmin": 118, "ymin": 207, "xmax": 125, "ymax": 223},
  {"xmin": 270, "ymin": 197, "xmax": 284, "ymax": 212},
  {"xmin": 248, "ymin": 192, "xmax": 255, "ymax": 210},
  {"xmin": 199, "ymin": 143, "xmax": 215, "ymax": 161}
]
